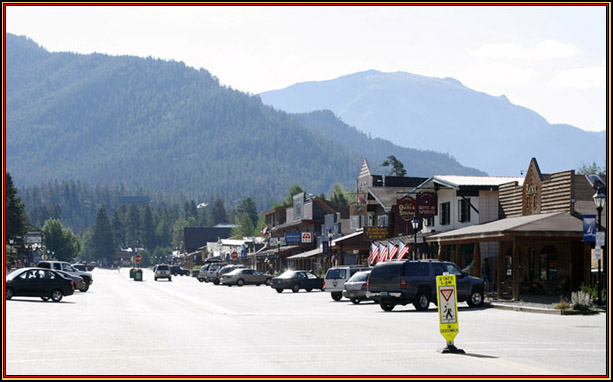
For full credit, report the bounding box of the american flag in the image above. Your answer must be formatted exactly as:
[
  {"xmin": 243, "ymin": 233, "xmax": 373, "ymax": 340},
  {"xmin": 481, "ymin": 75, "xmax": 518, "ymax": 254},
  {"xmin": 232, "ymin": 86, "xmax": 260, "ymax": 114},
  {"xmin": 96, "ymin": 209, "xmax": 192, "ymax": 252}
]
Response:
[
  {"xmin": 369, "ymin": 242, "xmax": 379, "ymax": 265},
  {"xmin": 387, "ymin": 242, "xmax": 398, "ymax": 261},
  {"xmin": 397, "ymin": 239, "xmax": 410, "ymax": 260},
  {"xmin": 378, "ymin": 242, "xmax": 387, "ymax": 263}
]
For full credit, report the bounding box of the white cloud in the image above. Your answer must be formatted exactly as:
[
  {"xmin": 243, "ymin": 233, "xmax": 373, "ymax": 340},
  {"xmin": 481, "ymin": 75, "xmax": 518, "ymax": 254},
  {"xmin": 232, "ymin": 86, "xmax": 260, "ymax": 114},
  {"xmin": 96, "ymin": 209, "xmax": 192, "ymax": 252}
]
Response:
[
  {"xmin": 549, "ymin": 66, "xmax": 606, "ymax": 90},
  {"xmin": 473, "ymin": 40, "xmax": 577, "ymax": 60}
]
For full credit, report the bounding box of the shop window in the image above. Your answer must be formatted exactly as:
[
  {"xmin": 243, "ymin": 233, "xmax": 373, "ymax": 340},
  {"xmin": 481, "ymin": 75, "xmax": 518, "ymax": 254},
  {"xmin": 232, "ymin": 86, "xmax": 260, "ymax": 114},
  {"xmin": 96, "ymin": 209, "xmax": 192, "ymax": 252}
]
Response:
[
  {"xmin": 458, "ymin": 198, "xmax": 471, "ymax": 223},
  {"xmin": 440, "ymin": 202, "xmax": 451, "ymax": 225},
  {"xmin": 539, "ymin": 253, "xmax": 558, "ymax": 281}
]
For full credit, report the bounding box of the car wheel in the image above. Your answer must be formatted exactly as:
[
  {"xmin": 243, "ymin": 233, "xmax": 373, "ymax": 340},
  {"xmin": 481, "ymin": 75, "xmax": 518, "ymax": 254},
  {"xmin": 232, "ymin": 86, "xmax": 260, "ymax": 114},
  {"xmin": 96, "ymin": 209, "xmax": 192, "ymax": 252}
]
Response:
[
  {"xmin": 214, "ymin": 280, "xmax": 220, "ymax": 285},
  {"xmin": 198, "ymin": 278, "xmax": 205, "ymax": 282},
  {"xmin": 380, "ymin": 302, "xmax": 395, "ymax": 311},
  {"xmin": 41, "ymin": 296, "xmax": 50, "ymax": 301},
  {"xmin": 305, "ymin": 288, "xmax": 312, "ymax": 292},
  {"xmin": 5, "ymin": 288, "xmax": 13, "ymax": 300},
  {"xmin": 351, "ymin": 298, "xmax": 360, "ymax": 305},
  {"xmin": 276, "ymin": 288, "xmax": 283, "ymax": 293},
  {"xmin": 79, "ymin": 283, "xmax": 89, "ymax": 292},
  {"xmin": 155, "ymin": 277, "xmax": 158, "ymax": 281},
  {"xmin": 51, "ymin": 289, "xmax": 63, "ymax": 302},
  {"xmin": 237, "ymin": 279, "xmax": 245, "ymax": 287},
  {"xmin": 169, "ymin": 277, "xmax": 172, "ymax": 282},
  {"xmin": 292, "ymin": 284, "xmax": 300, "ymax": 293},
  {"xmin": 414, "ymin": 292, "xmax": 430, "ymax": 311},
  {"xmin": 467, "ymin": 288, "xmax": 484, "ymax": 307},
  {"xmin": 331, "ymin": 292, "xmax": 343, "ymax": 301}
]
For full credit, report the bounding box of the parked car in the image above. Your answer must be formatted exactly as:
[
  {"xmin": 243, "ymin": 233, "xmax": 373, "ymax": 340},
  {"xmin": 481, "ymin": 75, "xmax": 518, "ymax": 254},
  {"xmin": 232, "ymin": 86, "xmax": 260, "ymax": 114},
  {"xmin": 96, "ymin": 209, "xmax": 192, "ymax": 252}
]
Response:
[
  {"xmin": 342, "ymin": 270, "xmax": 372, "ymax": 304},
  {"xmin": 154, "ymin": 264, "xmax": 172, "ymax": 281},
  {"xmin": 56, "ymin": 270, "xmax": 87, "ymax": 292},
  {"xmin": 37, "ymin": 261, "xmax": 93, "ymax": 292},
  {"xmin": 324, "ymin": 265, "xmax": 371, "ymax": 301},
  {"xmin": 212, "ymin": 264, "xmax": 245, "ymax": 285},
  {"xmin": 220, "ymin": 268, "xmax": 273, "ymax": 287},
  {"xmin": 271, "ymin": 270, "xmax": 324, "ymax": 293},
  {"xmin": 5, "ymin": 268, "xmax": 74, "ymax": 302},
  {"xmin": 170, "ymin": 265, "xmax": 190, "ymax": 276},
  {"xmin": 72, "ymin": 263, "xmax": 87, "ymax": 272},
  {"xmin": 204, "ymin": 263, "xmax": 228, "ymax": 284},
  {"xmin": 197, "ymin": 264, "xmax": 211, "ymax": 282},
  {"xmin": 367, "ymin": 260, "xmax": 485, "ymax": 312}
]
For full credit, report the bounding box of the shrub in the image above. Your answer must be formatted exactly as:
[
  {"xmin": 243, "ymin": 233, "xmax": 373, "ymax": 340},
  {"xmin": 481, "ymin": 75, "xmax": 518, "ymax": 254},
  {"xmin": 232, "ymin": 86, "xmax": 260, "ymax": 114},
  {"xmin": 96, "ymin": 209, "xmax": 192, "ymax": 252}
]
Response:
[
  {"xmin": 571, "ymin": 290, "xmax": 593, "ymax": 311},
  {"xmin": 555, "ymin": 298, "xmax": 570, "ymax": 310}
]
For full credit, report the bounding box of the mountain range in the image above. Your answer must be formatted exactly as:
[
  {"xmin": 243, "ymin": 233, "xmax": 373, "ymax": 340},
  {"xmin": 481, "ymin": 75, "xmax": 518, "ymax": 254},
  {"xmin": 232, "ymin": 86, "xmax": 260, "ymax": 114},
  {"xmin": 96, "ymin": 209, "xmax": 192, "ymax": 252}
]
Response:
[
  {"xmin": 5, "ymin": 34, "xmax": 483, "ymax": 211},
  {"xmin": 260, "ymin": 70, "xmax": 606, "ymax": 176}
]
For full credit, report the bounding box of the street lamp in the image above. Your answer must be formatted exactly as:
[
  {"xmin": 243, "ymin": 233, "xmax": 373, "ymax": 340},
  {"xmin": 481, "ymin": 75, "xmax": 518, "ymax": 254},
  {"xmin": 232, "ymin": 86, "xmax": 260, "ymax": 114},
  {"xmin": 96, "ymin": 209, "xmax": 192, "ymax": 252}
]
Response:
[
  {"xmin": 593, "ymin": 188, "xmax": 605, "ymax": 306},
  {"xmin": 411, "ymin": 217, "xmax": 420, "ymax": 261}
]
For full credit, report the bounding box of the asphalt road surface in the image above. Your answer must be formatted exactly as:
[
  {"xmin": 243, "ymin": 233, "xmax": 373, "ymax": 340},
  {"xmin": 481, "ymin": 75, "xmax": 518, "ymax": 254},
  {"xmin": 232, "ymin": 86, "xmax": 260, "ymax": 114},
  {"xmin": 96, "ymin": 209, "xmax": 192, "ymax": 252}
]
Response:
[{"xmin": 4, "ymin": 268, "xmax": 608, "ymax": 377}]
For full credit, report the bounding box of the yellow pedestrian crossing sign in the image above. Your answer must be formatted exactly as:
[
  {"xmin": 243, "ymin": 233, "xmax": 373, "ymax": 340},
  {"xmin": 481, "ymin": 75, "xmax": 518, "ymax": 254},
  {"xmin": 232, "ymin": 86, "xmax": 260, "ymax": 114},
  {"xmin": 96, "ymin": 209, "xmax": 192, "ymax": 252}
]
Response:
[{"xmin": 437, "ymin": 274, "xmax": 459, "ymax": 344}]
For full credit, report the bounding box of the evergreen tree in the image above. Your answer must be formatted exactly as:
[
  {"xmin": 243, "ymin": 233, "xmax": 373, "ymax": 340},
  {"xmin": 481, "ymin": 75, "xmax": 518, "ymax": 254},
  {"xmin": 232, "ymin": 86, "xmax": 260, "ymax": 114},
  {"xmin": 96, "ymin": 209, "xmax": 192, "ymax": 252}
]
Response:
[
  {"xmin": 381, "ymin": 155, "xmax": 407, "ymax": 177},
  {"xmin": 209, "ymin": 199, "xmax": 228, "ymax": 226},
  {"xmin": 284, "ymin": 184, "xmax": 304, "ymax": 205},
  {"xmin": 91, "ymin": 206, "xmax": 115, "ymax": 265},
  {"xmin": 231, "ymin": 213, "xmax": 256, "ymax": 239},
  {"xmin": 6, "ymin": 172, "xmax": 27, "ymax": 247},
  {"xmin": 331, "ymin": 182, "xmax": 349, "ymax": 206},
  {"xmin": 235, "ymin": 197, "xmax": 258, "ymax": 228},
  {"xmin": 125, "ymin": 204, "xmax": 141, "ymax": 248},
  {"xmin": 141, "ymin": 205, "xmax": 155, "ymax": 251}
]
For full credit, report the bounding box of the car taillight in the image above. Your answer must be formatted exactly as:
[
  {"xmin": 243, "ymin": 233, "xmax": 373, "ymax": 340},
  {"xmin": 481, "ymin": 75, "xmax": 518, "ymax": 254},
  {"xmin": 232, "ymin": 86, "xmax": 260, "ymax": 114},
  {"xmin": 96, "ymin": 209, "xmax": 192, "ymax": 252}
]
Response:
[
  {"xmin": 361, "ymin": 283, "xmax": 367, "ymax": 291},
  {"xmin": 400, "ymin": 279, "xmax": 407, "ymax": 289},
  {"xmin": 367, "ymin": 279, "xmax": 370, "ymax": 291},
  {"xmin": 323, "ymin": 280, "xmax": 326, "ymax": 289},
  {"xmin": 70, "ymin": 281, "xmax": 74, "ymax": 288}
]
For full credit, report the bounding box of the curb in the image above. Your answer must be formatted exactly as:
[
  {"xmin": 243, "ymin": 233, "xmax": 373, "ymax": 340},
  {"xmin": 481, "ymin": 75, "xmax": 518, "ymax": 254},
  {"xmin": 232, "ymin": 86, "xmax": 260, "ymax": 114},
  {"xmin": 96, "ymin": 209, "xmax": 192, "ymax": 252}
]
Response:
[{"xmin": 486, "ymin": 302, "xmax": 604, "ymax": 315}]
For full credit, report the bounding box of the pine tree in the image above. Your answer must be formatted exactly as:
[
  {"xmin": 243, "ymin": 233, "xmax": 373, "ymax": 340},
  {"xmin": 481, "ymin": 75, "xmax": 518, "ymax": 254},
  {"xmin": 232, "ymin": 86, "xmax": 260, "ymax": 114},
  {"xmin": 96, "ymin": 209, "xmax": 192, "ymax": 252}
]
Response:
[
  {"xmin": 91, "ymin": 206, "xmax": 115, "ymax": 265},
  {"xmin": 6, "ymin": 172, "xmax": 27, "ymax": 244}
]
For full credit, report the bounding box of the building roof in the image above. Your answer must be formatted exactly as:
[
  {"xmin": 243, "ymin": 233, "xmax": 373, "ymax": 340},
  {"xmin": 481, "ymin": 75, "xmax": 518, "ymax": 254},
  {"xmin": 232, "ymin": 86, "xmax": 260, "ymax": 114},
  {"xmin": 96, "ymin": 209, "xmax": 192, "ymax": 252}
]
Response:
[
  {"xmin": 415, "ymin": 175, "xmax": 525, "ymax": 192},
  {"xmin": 183, "ymin": 227, "xmax": 234, "ymax": 252},
  {"xmin": 429, "ymin": 212, "xmax": 583, "ymax": 243},
  {"xmin": 368, "ymin": 187, "xmax": 414, "ymax": 212},
  {"xmin": 287, "ymin": 247, "xmax": 323, "ymax": 259}
]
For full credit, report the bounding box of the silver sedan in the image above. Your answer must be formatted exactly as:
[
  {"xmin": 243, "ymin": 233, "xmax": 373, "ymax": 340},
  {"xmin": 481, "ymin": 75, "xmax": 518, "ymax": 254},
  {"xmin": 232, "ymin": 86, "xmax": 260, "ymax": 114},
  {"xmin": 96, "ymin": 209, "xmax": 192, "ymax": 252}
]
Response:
[{"xmin": 220, "ymin": 268, "xmax": 273, "ymax": 287}]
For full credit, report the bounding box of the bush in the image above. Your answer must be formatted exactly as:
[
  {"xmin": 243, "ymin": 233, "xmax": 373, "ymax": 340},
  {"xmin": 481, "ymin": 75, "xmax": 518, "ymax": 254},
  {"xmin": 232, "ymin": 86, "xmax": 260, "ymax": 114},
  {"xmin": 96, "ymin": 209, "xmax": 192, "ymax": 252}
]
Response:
[
  {"xmin": 555, "ymin": 298, "xmax": 570, "ymax": 310},
  {"xmin": 571, "ymin": 290, "xmax": 593, "ymax": 311},
  {"xmin": 579, "ymin": 283, "xmax": 606, "ymax": 305}
]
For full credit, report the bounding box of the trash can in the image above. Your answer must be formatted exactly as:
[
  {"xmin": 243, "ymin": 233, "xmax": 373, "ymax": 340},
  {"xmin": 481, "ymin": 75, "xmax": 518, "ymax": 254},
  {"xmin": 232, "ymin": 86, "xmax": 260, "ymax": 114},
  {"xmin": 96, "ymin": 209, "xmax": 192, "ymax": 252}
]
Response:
[
  {"xmin": 134, "ymin": 269, "xmax": 143, "ymax": 281},
  {"xmin": 129, "ymin": 268, "xmax": 137, "ymax": 279}
]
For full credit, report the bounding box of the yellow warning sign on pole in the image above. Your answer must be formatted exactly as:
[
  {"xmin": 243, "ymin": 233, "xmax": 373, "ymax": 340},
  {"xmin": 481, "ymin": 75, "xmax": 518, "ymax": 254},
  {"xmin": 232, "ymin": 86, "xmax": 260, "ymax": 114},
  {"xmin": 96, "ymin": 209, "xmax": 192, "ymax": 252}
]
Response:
[{"xmin": 436, "ymin": 274, "xmax": 464, "ymax": 353}]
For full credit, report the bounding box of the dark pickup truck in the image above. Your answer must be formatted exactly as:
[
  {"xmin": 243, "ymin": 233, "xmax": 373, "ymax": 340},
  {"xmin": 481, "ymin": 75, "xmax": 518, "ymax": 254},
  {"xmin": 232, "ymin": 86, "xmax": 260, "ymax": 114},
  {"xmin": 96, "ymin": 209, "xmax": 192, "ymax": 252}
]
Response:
[{"xmin": 367, "ymin": 260, "xmax": 484, "ymax": 312}]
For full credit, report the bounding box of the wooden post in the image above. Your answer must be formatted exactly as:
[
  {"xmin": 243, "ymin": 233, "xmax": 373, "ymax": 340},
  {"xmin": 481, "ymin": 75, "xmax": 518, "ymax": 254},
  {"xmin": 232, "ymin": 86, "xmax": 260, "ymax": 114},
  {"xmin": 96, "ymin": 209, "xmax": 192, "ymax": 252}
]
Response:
[
  {"xmin": 497, "ymin": 240, "xmax": 504, "ymax": 299},
  {"xmin": 455, "ymin": 243, "xmax": 462, "ymax": 268},
  {"xmin": 438, "ymin": 243, "xmax": 444, "ymax": 261},
  {"xmin": 474, "ymin": 241, "xmax": 481, "ymax": 278},
  {"xmin": 512, "ymin": 236, "xmax": 520, "ymax": 301}
]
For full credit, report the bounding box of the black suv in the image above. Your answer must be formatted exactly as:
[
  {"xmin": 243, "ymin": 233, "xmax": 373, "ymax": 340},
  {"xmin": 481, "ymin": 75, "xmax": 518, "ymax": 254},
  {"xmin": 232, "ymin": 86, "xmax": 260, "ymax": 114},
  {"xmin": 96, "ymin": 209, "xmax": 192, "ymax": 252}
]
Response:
[{"xmin": 367, "ymin": 260, "xmax": 484, "ymax": 312}]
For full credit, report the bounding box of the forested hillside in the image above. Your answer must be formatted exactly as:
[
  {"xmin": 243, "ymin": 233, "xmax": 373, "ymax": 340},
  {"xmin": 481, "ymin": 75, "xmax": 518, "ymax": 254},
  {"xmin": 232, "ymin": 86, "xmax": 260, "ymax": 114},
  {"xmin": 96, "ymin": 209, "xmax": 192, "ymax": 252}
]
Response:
[{"xmin": 6, "ymin": 33, "xmax": 483, "ymax": 215}]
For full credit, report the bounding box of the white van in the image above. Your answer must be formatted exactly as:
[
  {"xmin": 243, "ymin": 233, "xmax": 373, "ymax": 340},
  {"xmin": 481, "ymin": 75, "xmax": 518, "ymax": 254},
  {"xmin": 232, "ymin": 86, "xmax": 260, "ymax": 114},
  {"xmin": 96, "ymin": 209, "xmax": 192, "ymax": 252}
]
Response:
[{"xmin": 323, "ymin": 265, "xmax": 371, "ymax": 301}]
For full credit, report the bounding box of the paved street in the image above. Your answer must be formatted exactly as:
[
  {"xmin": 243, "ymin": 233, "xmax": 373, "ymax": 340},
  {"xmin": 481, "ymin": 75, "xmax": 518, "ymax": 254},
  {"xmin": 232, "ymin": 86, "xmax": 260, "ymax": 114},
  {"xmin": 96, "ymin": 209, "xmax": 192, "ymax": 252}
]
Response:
[{"xmin": 4, "ymin": 268, "xmax": 608, "ymax": 377}]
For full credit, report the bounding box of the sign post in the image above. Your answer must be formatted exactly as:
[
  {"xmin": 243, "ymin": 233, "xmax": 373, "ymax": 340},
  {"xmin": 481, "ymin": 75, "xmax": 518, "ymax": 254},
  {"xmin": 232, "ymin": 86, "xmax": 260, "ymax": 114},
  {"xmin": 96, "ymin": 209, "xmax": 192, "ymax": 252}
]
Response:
[{"xmin": 436, "ymin": 274, "xmax": 464, "ymax": 354}]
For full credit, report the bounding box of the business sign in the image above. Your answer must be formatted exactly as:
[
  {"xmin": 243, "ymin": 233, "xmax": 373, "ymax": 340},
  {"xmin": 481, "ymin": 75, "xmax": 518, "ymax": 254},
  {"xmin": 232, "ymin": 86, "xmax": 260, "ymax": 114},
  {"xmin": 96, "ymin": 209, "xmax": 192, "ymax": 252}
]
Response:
[
  {"xmin": 301, "ymin": 232, "xmax": 312, "ymax": 243},
  {"xmin": 583, "ymin": 215, "xmax": 596, "ymax": 242},
  {"xmin": 417, "ymin": 192, "xmax": 437, "ymax": 217},
  {"xmin": 365, "ymin": 226, "xmax": 390, "ymax": 240},
  {"xmin": 397, "ymin": 197, "xmax": 416, "ymax": 221},
  {"xmin": 285, "ymin": 232, "xmax": 302, "ymax": 244},
  {"xmin": 269, "ymin": 237, "xmax": 286, "ymax": 247},
  {"xmin": 436, "ymin": 275, "xmax": 459, "ymax": 344}
]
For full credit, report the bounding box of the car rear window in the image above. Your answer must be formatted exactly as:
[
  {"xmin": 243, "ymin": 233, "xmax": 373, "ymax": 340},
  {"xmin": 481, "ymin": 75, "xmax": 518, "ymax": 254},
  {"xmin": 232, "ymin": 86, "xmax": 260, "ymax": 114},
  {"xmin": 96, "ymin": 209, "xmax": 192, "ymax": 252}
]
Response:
[
  {"xmin": 406, "ymin": 262, "xmax": 430, "ymax": 277},
  {"xmin": 325, "ymin": 269, "xmax": 347, "ymax": 279},
  {"xmin": 157, "ymin": 265, "xmax": 169, "ymax": 270},
  {"xmin": 348, "ymin": 271, "xmax": 370, "ymax": 282},
  {"xmin": 370, "ymin": 263, "xmax": 402, "ymax": 279}
]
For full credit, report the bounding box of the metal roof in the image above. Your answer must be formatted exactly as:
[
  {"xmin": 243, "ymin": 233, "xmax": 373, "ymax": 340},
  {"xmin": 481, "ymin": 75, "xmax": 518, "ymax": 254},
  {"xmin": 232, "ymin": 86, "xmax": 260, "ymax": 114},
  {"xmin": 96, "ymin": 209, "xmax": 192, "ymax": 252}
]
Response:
[{"xmin": 430, "ymin": 212, "xmax": 583, "ymax": 242}]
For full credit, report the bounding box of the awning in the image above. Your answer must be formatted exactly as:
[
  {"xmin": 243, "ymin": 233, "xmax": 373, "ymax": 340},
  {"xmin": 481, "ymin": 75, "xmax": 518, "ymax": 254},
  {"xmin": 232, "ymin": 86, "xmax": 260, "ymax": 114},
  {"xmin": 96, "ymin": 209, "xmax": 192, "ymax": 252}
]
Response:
[
  {"xmin": 429, "ymin": 212, "xmax": 583, "ymax": 243},
  {"xmin": 287, "ymin": 247, "xmax": 322, "ymax": 260},
  {"xmin": 331, "ymin": 230, "xmax": 363, "ymax": 245}
]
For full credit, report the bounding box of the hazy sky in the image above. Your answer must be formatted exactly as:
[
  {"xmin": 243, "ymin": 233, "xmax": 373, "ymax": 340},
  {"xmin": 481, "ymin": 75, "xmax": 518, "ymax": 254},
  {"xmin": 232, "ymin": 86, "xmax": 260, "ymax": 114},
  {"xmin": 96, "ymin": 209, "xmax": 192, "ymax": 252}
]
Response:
[{"xmin": 5, "ymin": 4, "xmax": 608, "ymax": 132}]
